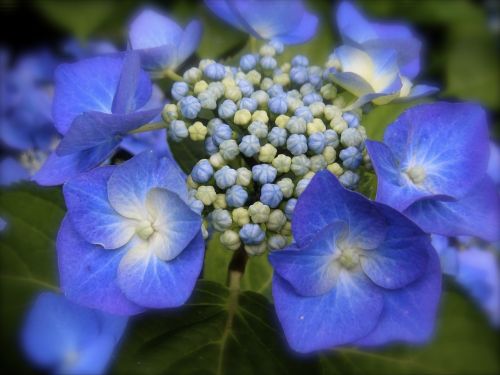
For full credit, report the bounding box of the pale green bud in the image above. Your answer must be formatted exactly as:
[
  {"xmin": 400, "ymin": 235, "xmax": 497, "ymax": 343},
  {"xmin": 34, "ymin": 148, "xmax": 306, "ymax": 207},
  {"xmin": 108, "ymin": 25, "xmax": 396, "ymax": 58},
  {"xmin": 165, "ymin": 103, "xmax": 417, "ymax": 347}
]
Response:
[
  {"xmin": 287, "ymin": 97, "xmax": 302, "ymax": 112},
  {"xmin": 232, "ymin": 207, "xmax": 250, "ymax": 226},
  {"xmin": 225, "ymin": 85, "xmax": 242, "ymax": 102},
  {"xmin": 199, "ymin": 59, "xmax": 216, "ymax": 71},
  {"xmin": 222, "ymin": 77, "xmax": 236, "ymax": 87},
  {"xmin": 295, "ymin": 178, "xmax": 311, "ymax": 197},
  {"xmin": 188, "ymin": 121, "xmax": 208, "ymax": 141},
  {"xmin": 194, "ymin": 80, "xmax": 208, "ymax": 95},
  {"xmin": 245, "ymin": 242, "xmax": 266, "ymax": 256},
  {"xmin": 324, "ymin": 105, "xmax": 342, "ymax": 121},
  {"xmin": 277, "ymin": 178, "xmax": 294, "ymax": 198},
  {"xmin": 187, "ymin": 175, "xmax": 199, "ymax": 189},
  {"xmin": 327, "ymin": 163, "xmax": 344, "ymax": 176},
  {"xmin": 220, "ymin": 230, "xmax": 241, "ymax": 251},
  {"xmin": 273, "ymin": 73, "xmax": 290, "ymax": 86},
  {"xmin": 333, "ymin": 96, "xmax": 346, "ymax": 108},
  {"xmin": 320, "ymin": 84, "xmax": 337, "ymax": 100},
  {"xmin": 281, "ymin": 62, "xmax": 291, "ymax": 73},
  {"xmin": 331, "ymin": 117, "xmax": 348, "ymax": 133},
  {"xmin": 162, "ymin": 103, "xmax": 178, "ymax": 123},
  {"xmin": 252, "ymin": 110, "xmax": 269, "ymax": 124},
  {"xmin": 267, "ymin": 209, "xmax": 287, "ymax": 232},
  {"xmin": 249, "ymin": 202, "xmax": 270, "ymax": 223},
  {"xmin": 268, "ymin": 234, "xmax": 287, "ymax": 250},
  {"xmin": 275, "ymin": 115, "xmax": 290, "ymax": 128},
  {"xmin": 234, "ymin": 109, "xmax": 252, "ymax": 126},
  {"xmin": 246, "ymin": 70, "xmax": 261, "ymax": 85},
  {"xmin": 209, "ymin": 153, "xmax": 226, "ymax": 169},
  {"xmin": 260, "ymin": 44, "xmax": 275, "ymax": 56},
  {"xmin": 304, "ymin": 171, "xmax": 315, "ymax": 180},
  {"xmin": 259, "ymin": 144, "xmax": 277, "ymax": 163},
  {"xmin": 280, "ymin": 221, "xmax": 292, "ymax": 236},
  {"xmin": 307, "ymin": 118, "xmax": 326, "ymax": 135},
  {"xmin": 310, "ymin": 155, "xmax": 327, "ymax": 172},
  {"xmin": 213, "ymin": 194, "xmax": 227, "ymax": 209},
  {"xmin": 272, "ymin": 154, "xmax": 292, "ymax": 173},
  {"xmin": 236, "ymin": 167, "xmax": 252, "ymax": 186},
  {"xmin": 323, "ymin": 146, "xmax": 337, "ymax": 164},
  {"xmin": 219, "ymin": 139, "xmax": 239, "ymax": 160},
  {"xmin": 260, "ymin": 77, "xmax": 274, "ymax": 91},
  {"xmin": 291, "ymin": 155, "xmax": 311, "ymax": 176},
  {"xmin": 183, "ymin": 67, "xmax": 202, "ymax": 83},
  {"xmin": 309, "ymin": 102, "xmax": 325, "ymax": 117},
  {"xmin": 196, "ymin": 186, "xmax": 217, "ymax": 205}
]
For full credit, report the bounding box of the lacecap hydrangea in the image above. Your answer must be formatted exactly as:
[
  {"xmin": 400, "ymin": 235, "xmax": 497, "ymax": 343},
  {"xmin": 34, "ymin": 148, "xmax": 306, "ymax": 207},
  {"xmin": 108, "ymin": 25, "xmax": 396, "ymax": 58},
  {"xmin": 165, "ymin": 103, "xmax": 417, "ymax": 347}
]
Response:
[{"xmin": 162, "ymin": 41, "xmax": 372, "ymax": 255}]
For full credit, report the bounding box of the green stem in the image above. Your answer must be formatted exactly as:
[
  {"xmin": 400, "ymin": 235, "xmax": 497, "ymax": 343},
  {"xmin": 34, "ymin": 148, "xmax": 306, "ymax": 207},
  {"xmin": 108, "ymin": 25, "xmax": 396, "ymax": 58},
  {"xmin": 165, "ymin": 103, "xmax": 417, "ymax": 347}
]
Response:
[
  {"xmin": 129, "ymin": 121, "xmax": 167, "ymax": 134},
  {"xmin": 250, "ymin": 36, "xmax": 258, "ymax": 54},
  {"xmin": 163, "ymin": 69, "xmax": 183, "ymax": 81}
]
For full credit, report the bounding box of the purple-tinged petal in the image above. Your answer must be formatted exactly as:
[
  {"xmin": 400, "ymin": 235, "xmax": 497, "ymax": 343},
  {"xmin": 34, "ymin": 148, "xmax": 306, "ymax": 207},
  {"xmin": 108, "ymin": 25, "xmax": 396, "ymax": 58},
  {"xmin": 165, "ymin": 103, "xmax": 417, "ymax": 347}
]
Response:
[
  {"xmin": 63, "ymin": 166, "xmax": 137, "ymax": 249},
  {"xmin": 270, "ymin": 222, "xmax": 348, "ymax": 297},
  {"xmin": 336, "ymin": 1, "xmax": 377, "ymax": 46},
  {"xmin": 394, "ymin": 84, "xmax": 438, "ymax": 102},
  {"xmin": 356, "ymin": 244, "xmax": 441, "ymax": 346},
  {"xmin": 129, "ymin": 9, "xmax": 183, "ymax": 50},
  {"xmin": 176, "ymin": 20, "xmax": 203, "ymax": 66},
  {"xmin": 63, "ymin": 335, "xmax": 116, "ymax": 375},
  {"xmin": 361, "ymin": 203, "xmax": 430, "ymax": 289},
  {"xmin": 107, "ymin": 151, "xmax": 187, "ymax": 220},
  {"xmin": 204, "ymin": 0, "xmax": 246, "ymax": 31},
  {"xmin": 33, "ymin": 140, "xmax": 119, "ymax": 186},
  {"xmin": 404, "ymin": 177, "xmax": 500, "ymax": 242},
  {"xmin": 329, "ymin": 71, "xmax": 374, "ymax": 97},
  {"xmin": 293, "ymin": 171, "xmax": 387, "ymax": 249},
  {"xmin": 56, "ymin": 109, "xmax": 160, "ymax": 156},
  {"xmin": 0, "ymin": 157, "xmax": 29, "ymax": 186},
  {"xmin": 117, "ymin": 232, "xmax": 204, "ymax": 308},
  {"xmin": 57, "ymin": 216, "xmax": 143, "ymax": 315},
  {"xmin": 268, "ymin": 10, "xmax": 318, "ymax": 45},
  {"xmin": 273, "ymin": 270, "xmax": 383, "ymax": 352}
]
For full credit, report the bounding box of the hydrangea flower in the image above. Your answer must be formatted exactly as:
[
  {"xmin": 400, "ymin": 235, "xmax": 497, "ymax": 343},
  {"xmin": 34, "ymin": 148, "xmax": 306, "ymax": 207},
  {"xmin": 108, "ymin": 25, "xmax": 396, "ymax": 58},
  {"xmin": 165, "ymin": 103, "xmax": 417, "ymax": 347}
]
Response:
[
  {"xmin": 269, "ymin": 171, "xmax": 441, "ymax": 352},
  {"xmin": 366, "ymin": 102, "xmax": 500, "ymax": 241},
  {"xmin": 57, "ymin": 151, "xmax": 204, "ymax": 314},
  {"xmin": 22, "ymin": 292, "xmax": 127, "ymax": 374},
  {"xmin": 34, "ymin": 52, "xmax": 162, "ymax": 186},
  {"xmin": 128, "ymin": 8, "xmax": 202, "ymax": 74},
  {"xmin": 204, "ymin": 0, "xmax": 318, "ymax": 44}
]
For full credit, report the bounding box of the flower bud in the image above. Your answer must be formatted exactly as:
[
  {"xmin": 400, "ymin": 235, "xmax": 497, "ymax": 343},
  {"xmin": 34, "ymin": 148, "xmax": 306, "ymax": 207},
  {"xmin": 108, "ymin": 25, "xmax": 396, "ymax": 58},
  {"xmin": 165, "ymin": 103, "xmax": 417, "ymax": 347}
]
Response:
[
  {"xmin": 268, "ymin": 127, "xmax": 287, "ymax": 147},
  {"xmin": 248, "ymin": 121, "xmax": 269, "ymax": 138},
  {"xmin": 239, "ymin": 134, "xmax": 261, "ymax": 157},
  {"xmin": 303, "ymin": 92, "xmax": 322, "ymax": 106},
  {"xmin": 341, "ymin": 128, "xmax": 364, "ymax": 147},
  {"xmin": 295, "ymin": 178, "xmax": 311, "ymax": 197},
  {"xmin": 294, "ymin": 106, "xmax": 313, "ymax": 122},
  {"xmin": 204, "ymin": 62, "xmax": 226, "ymax": 80},
  {"xmin": 192, "ymin": 159, "xmax": 213, "ymax": 183},
  {"xmin": 260, "ymin": 56, "xmax": 277, "ymax": 70},
  {"xmin": 274, "ymin": 72, "xmax": 290, "ymax": 86},
  {"xmin": 331, "ymin": 117, "xmax": 348, "ymax": 133},
  {"xmin": 252, "ymin": 164, "xmax": 277, "ymax": 184},
  {"xmin": 339, "ymin": 170, "xmax": 360, "ymax": 189},
  {"xmin": 267, "ymin": 209, "xmax": 287, "ymax": 232},
  {"xmin": 309, "ymin": 102, "xmax": 325, "ymax": 117},
  {"xmin": 205, "ymin": 136, "xmax": 218, "ymax": 155},
  {"xmin": 247, "ymin": 70, "xmax": 262, "ymax": 86},
  {"xmin": 214, "ymin": 166, "xmax": 237, "ymax": 189},
  {"xmin": 238, "ymin": 79, "xmax": 254, "ymax": 97},
  {"xmin": 219, "ymin": 139, "xmax": 239, "ymax": 160},
  {"xmin": 286, "ymin": 116, "xmax": 306, "ymax": 134},
  {"xmin": 221, "ymin": 230, "xmax": 241, "ymax": 251},
  {"xmin": 196, "ymin": 186, "xmax": 217, "ymax": 205},
  {"xmin": 193, "ymin": 80, "xmax": 209, "ymax": 95},
  {"xmin": 260, "ymin": 183, "xmax": 283, "ymax": 208},
  {"xmin": 275, "ymin": 115, "xmax": 290, "ymax": 129},
  {"xmin": 340, "ymin": 146, "xmax": 363, "ymax": 170},
  {"xmin": 248, "ymin": 202, "xmax": 270, "ymax": 223},
  {"xmin": 324, "ymin": 105, "xmax": 342, "ymax": 121},
  {"xmin": 232, "ymin": 207, "xmax": 250, "ymax": 226},
  {"xmin": 239, "ymin": 97, "xmax": 258, "ymax": 112},
  {"xmin": 287, "ymin": 134, "xmax": 308, "ymax": 155},
  {"xmin": 268, "ymin": 234, "xmax": 287, "ymax": 250},
  {"xmin": 280, "ymin": 221, "xmax": 292, "ymax": 236},
  {"xmin": 213, "ymin": 194, "xmax": 227, "ymax": 209},
  {"xmin": 290, "ymin": 154, "xmax": 311, "ymax": 176},
  {"xmin": 310, "ymin": 155, "xmax": 327, "ymax": 172},
  {"xmin": 236, "ymin": 167, "xmax": 252, "ymax": 186},
  {"xmin": 226, "ymin": 185, "xmax": 248, "ymax": 208},
  {"xmin": 162, "ymin": 103, "xmax": 178, "ymax": 123},
  {"xmin": 327, "ymin": 162, "xmax": 343, "ymax": 176},
  {"xmin": 260, "ymin": 44, "xmax": 276, "ymax": 57},
  {"xmin": 169, "ymin": 120, "xmax": 189, "ymax": 142},
  {"xmin": 284, "ymin": 198, "xmax": 297, "ymax": 219},
  {"xmin": 198, "ymin": 91, "xmax": 217, "ymax": 110},
  {"xmin": 209, "ymin": 152, "xmax": 226, "ymax": 169},
  {"xmin": 208, "ymin": 81, "xmax": 225, "ymax": 98},
  {"xmin": 183, "ymin": 67, "xmax": 202, "ymax": 83},
  {"xmin": 308, "ymin": 132, "xmax": 326, "ymax": 154},
  {"xmin": 240, "ymin": 54, "xmax": 258, "ymax": 72},
  {"xmin": 172, "ymin": 81, "xmax": 189, "ymax": 100},
  {"xmin": 323, "ymin": 146, "xmax": 337, "ymax": 164},
  {"xmin": 245, "ymin": 243, "xmax": 267, "ymax": 256},
  {"xmin": 269, "ymin": 95, "xmax": 288, "ymax": 115},
  {"xmin": 225, "ymin": 85, "xmax": 242, "ymax": 102},
  {"xmin": 210, "ymin": 209, "xmax": 232, "ymax": 232},
  {"xmin": 267, "ymin": 84, "xmax": 284, "ymax": 97},
  {"xmin": 252, "ymin": 110, "xmax": 269, "ymax": 124},
  {"xmin": 234, "ymin": 109, "xmax": 252, "ymax": 126},
  {"xmin": 290, "ymin": 66, "xmax": 308, "ymax": 85},
  {"xmin": 218, "ymin": 99, "xmax": 237, "ymax": 119},
  {"xmin": 320, "ymin": 83, "xmax": 337, "ymax": 100},
  {"xmin": 324, "ymin": 129, "xmax": 339, "ymax": 148},
  {"xmin": 272, "ymin": 154, "xmax": 292, "ymax": 173},
  {"xmin": 179, "ymin": 96, "xmax": 201, "ymax": 120},
  {"xmin": 307, "ymin": 118, "xmax": 326, "ymax": 135},
  {"xmin": 277, "ymin": 178, "xmax": 294, "ymax": 198},
  {"xmin": 188, "ymin": 121, "xmax": 208, "ymax": 141},
  {"xmin": 239, "ymin": 223, "xmax": 265, "ymax": 245},
  {"xmin": 259, "ymin": 144, "xmax": 277, "ymax": 163},
  {"xmin": 187, "ymin": 175, "xmax": 199, "ymax": 189},
  {"xmin": 212, "ymin": 123, "xmax": 232, "ymax": 145}
]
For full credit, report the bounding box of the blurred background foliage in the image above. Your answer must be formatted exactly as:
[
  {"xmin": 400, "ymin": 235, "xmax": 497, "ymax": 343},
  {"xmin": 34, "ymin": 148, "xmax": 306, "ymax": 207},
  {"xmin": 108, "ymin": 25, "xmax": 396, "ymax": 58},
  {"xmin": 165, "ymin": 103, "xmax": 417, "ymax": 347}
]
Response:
[{"xmin": 0, "ymin": 0, "xmax": 499, "ymax": 374}]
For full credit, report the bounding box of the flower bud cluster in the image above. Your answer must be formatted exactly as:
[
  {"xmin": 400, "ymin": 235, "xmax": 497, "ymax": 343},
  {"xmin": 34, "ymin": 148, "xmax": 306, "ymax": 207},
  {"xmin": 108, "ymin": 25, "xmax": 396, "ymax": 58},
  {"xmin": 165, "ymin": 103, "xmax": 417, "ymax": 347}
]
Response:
[{"xmin": 162, "ymin": 42, "xmax": 369, "ymax": 255}]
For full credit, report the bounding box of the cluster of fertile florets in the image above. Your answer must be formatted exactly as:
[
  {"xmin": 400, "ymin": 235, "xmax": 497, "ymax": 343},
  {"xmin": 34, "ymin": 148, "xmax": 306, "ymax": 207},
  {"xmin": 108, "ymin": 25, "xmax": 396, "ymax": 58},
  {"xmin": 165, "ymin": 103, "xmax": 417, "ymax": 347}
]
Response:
[{"xmin": 161, "ymin": 41, "xmax": 370, "ymax": 255}]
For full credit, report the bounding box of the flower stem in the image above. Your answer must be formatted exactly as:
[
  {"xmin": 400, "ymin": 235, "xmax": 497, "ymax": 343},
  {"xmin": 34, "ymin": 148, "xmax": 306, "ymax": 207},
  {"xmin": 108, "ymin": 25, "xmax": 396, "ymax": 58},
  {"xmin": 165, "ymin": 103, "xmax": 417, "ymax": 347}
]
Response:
[
  {"xmin": 163, "ymin": 69, "xmax": 183, "ymax": 81},
  {"xmin": 129, "ymin": 121, "xmax": 167, "ymax": 134},
  {"xmin": 250, "ymin": 36, "xmax": 258, "ymax": 54}
]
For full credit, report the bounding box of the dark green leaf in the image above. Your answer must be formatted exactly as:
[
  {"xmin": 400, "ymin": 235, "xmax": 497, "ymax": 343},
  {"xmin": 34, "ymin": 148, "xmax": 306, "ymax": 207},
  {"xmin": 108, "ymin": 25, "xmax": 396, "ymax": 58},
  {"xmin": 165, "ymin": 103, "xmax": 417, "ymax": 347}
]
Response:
[
  {"xmin": 357, "ymin": 169, "xmax": 377, "ymax": 200},
  {"xmin": 0, "ymin": 183, "xmax": 64, "ymax": 372},
  {"xmin": 113, "ymin": 279, "xmax": 315, "ymax": 375},
  {"xmin": 202, "ymin": 233, "xmax": 233, "ymax": 285},
  {"xmin": 240, "ymin": 254, "xmax": 273, "ymax": 300},
  {"xmin": 169, "ymin": 138, "xmax": 208, "ymax": 174}
]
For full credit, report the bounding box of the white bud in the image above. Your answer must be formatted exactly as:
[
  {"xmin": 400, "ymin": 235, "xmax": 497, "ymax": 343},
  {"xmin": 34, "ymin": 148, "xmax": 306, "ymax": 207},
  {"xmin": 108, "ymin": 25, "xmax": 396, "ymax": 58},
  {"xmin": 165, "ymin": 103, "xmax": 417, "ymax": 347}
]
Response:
[
  {"xmin": 220, "ymin": 230, "xmax": 241, "ymax": 251},
  {"xmin": 236, "ymin": 167, "xmax": 252, "ymax": 186},
  {"xmin": 209, "ymin": 153, "xmax": 227, "ymax": 168},
  {"xmin": 196, "ymin": 186, "xmax": 217, "ymax": 205},
  {"xmin": 249, "ymin": 202, "xmax": 270, "ymax": 223},
  {"xmin": 232, "ymin": 207, "xmax": 250, "ymax": 226}
]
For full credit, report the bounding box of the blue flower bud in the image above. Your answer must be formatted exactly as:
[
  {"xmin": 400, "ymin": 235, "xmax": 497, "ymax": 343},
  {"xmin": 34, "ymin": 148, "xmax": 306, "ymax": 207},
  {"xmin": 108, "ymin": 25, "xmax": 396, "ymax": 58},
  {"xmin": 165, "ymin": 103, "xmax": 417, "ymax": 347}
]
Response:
[
  {"xmin": 340, "ymin": 128, "xmax": 364, "ymax": 147},
  {"xmin": 303, "ymin": 92, "xmax": 322, "ymax": 106},
  {"xmin": 294, "ymin": 106, "xmax": 314, "ymax": 122},
  {"xmin": 295, "ymin": 178, "xmax": 311, "ymax": 197},
  {"xmin": 268, "ymin": 127, "xmax": 287, "ymax": 147},
  {"xmin": 324, "ymin": 129, "xmax": 339, "ymax": 148},
  {"xmin": 192, "ymin": 159, "xmax": 214, "ymax": 183},
  {"xmin": 212, "ymin": 123, "xmax": 232, "ymax": 146},
  {"xmin": 219, "ymin": 139, "xmax": 239, "ymax": 160},
  {"xmin": 260, "ymin": 183, "xmax": 283, "ymax": 208},
  {"xmin": 198, "ymin": 90, "xmax": 217, "ymax": 110},
  {"xmin": 179, "ymin": 96, "xmax": 201, "ymax": 120},
  {"xmin": 207, "ymin": 118, "xmax": 223, "ymax": 135},
  {"xmin": 260, "ymin": 56, "xmax": 277, "ymax": 70},
  {"xmin": 308, "ymin": 73, "xmax": 322, "ymax": 88},
  {"xmin": 252, "ymin": 164, "xmax": 277, "ymax": 184},
  {"xmin": 218, "ymin": 99, "xmax": 238, "ymax": 119},
  {"xmin": 239, "ymin": 134, "xmax": 261, "ymax": 157},
  {"xmin": 343, "ymin": 112, "xmax": 360, "ymax": 128},
  {"xmin": 226, "ymin": 185, "xmax": 248, "ymax": 207},
  {"xmin": 240, "ymin": 54, "xmax": 258, "ymax": 72},
  {"xmin": 286, "ymin": 116, "xmax": 306, "ymax": 134},
  {"xmin": 171, "ymin": 81, "xmax": 189, "ymax": 101},
  {"xmin": 291, "ymin": 154, "xmax": 311, "ymax": 176},
  {"xmin": 208, "ymin": 82, "xmax": 225, "ymax": 98},
  {"xmin": 300, "ymin": 83, "xmax": 316, "ymax": 96},
  {"xmin": 248, "ymin": 121, "xmax": 268, "ymax": 138},
  {"xmin": 204, "ymin": 62, "xmax": 226, "ymax": 80},
  {"xmin": 251, "ymin": 90, "xmax": 269, "ymax": 106},
  {"xmin": 269, "ymin": 40, "xmax": 284, "ymax": 54},
  {"xmin": 287, "ymin": 134, "xmax": 308, "ymax": 155},
  {"xmin": 339, "ymin": 170, "xmax": 360, "ymax": 189},
  {"xmin": 287, "ymin": 89, "xmax": 301, "ymax": 99},
  {"xmin": 284, "ymin": 198, "xmax": 297, "ymax": 219},
  {"xmin": 189, "ymin": 198, "xmax": 204, "ymax": 214},
  {"xmin": 205, "ymin": 136, "xmax": 218, "ymax": 155},
  {"xmin": 308, "ymin": 132, "xmax": 326, "ymax": 154},
  {"xmin": 169, "ymin": 120, "xmax": 188, "ymax": 141},
  {"xmin": 269, "ymin": 95, "xmax": 288, "ymax": 115},
  {"xmin": 239, "ymin": 224, "xmax": 265, "ymax": 245},
  {"xmin": 239, "ymin": 97, "xmax": 258, "ymax": 112},
  {"xmin": 267, "ymin": 84, "xmax": 284, "ymax": 97},
  {"xmin": 214, "ymin": 166, "xmax": 237, "ymax": 189},
  {"xmin": 292, "ymin": 55, "xmax": 309, "ymax": 67},
  {"xmin": 210, "ymin": 209, "xmax": 232, "ymax": 232},
  {"xmin": 238, "ymin": 79, "xmax": 254, "ymax": 96},
  {"xmin": 268, "ymin": 234, "xmax": 287, "ymax": 250},
  {"xmin": 290, "ymin": 66, "xmax": 308, "ymax": 85},
  {"xmin": 339, "ymin": 146, "xmax": 363, "ymax": 170}
]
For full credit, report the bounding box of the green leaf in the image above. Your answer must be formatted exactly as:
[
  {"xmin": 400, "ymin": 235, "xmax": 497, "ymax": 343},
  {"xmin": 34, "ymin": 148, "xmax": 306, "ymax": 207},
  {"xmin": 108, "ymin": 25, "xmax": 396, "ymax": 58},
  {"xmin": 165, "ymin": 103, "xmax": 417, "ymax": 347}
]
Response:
[
  {"xmin": 202, "ymin": 233, "xmax": 233, "ymax": 285},
  {"xmin": 113, "ymin": 279, "xmax": 315, "ymax": 375},
  {"xmin": 320, "ymin": 287, "xmax": 500, "ymax": 375},
  {"xmin": 35, "ymin": 0, "xmax": 115, "ymax": 40},
  {"xmin": 0, "ymin": 183, "xmax": 65, "ymax": 372},
  {"xmin": 168, "ymin": 138, "xmax": 208, "ymax": 174},
  {"xmin": 357, "ymin": 169, "xmax": 377, "ymax": 200},
  {"xmin": 240, "ymin": 254, "xmax": 273, "ymax": 300}
]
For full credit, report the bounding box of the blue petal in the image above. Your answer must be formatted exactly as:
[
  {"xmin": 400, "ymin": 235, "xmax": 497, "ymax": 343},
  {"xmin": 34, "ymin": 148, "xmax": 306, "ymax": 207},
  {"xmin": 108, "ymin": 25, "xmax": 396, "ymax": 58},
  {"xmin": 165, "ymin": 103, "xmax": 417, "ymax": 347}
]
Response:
[
  {"xmin": 204, "ymin": 0, "xmax": 246, "ymax": 31},
  {"xmin": 0, "ymin": 157, "xmax": 29, "ymax": 186},
  {"xmin": 33, "ymin": 140, "xmax": 119, "ymax": 186},
  {"xmin": 63, "ymin": 166, "xmax": 136, "ymax": 249},
  {"xmin": 56, "ymin": 109, "xmax": 160, "ymax": 156},
  {"xmin": 270, "ymin": 10, "xmax": 318, "ymax": 45},
  {"xmin": 117, "ymin": 232, "xmax": 204, "ymax": 308},
  {"xmin": 107, "ymin": 151, "xmax": 187, "ymax": 220},
  {"xmin": 52, "ymin": 56, "xmax": 151, "ymax": 134},
  {"xmin": 63, "ymin": 335, "xmax": 116, "ymax": 375},
  {"xmin": 22, "ymin": 292, "xmax": 99, "ymax": 368},
  {"xmin": 57, "ymin": 216, "xmax": 143, "ymax": 315},
  {"xmin": 404, "ymin": 177, "xmax": 500, "ymax": 241},
  {"xmin": 269, "ymin": 222, "xmax": 348, "ymax": 296},
  {"xmin": 369, "ymin": 48, "xmax": 401, "ymax": 93},
  {"xmin": 361, "ymin": 203, "xmax": 430, "ymax": 289},
  {"xmin": 336, "ymin": 2, "xmax": 377, "ymax": 46},
  {"xmin": 330, "ymin": 71, "xmax": 374, "ymax": 97},
  {"xmin": 145, "ymin": 188, "xmax": 201, "ymax": 261},
  {"xmin": 356, "ymin": 244, "xmax": 441, "ymax": 346},
  {"xmin": 272, "ymin": 270, "xmax": 383, "ymax": 352},
  {"xmin": 394, "ymin": 84, "xmax": 438, "ymax": 102},
  {"xmin": 176, "ymin": 20, "xmax": 203, "ymax": 67},
  {"xmin": 132, "ymin": 45, "xmax": 175, "ymax": 73},
  {"xmin": 292, "ymin": 170, "xmax": 387, "ymax": 249}
]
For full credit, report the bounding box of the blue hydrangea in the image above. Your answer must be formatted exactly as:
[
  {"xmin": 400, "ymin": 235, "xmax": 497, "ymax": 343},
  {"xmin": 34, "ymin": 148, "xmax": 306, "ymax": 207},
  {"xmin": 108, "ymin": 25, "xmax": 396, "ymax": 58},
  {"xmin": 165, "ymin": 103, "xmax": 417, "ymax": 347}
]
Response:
[
  {"xmin": 260, "ymin": 183, "xmax": 284, "ymax": 208},
  {"xmin": 226, "ymin": 185, "xmax": 248, "ymax": 207},
  {"xmin": 179, "ymin": 95, "xmax": 201, "ymax": 119},
  {"xmin": 269, "ymin": 95, "xmax": 288, "ymax": 114},
  {"xmin": 212, "ymin": 123, "xmax": 233, "ymax": 145},
  {"xmin": 339, "ymin": 170, "xmax": 359, "ymax": 189},
  {"xmin": 268, "ymin": 84, "xmax": 285, "ymax": 97},
  {"xmin": 218, "ymin": 99, "xmax": 238, "ymax": 119},
  {"xmin": 171, "ymin": 81, "xmax": 189, "ymax": 100},
  {"xmin": 214, "ymin": 166, "xmax": 237, "ymax": 189},
  {"xmin": 292, "ymin": 55, "xmax": 309, "ymax": 67},
  {"xmin": 239, "ymin": 97, "xmax": 258, "ymax": 112},
  {"xmin": 239, "ymin": 224, "xmax": 265, "ymax": 245},
  {"xmin": 192, "ymin": 159, "xmax": 214, "ymax": 183},
  {"xmin": 268, "ymin": 127, "xmax": 288, "ymax": 147},
  {"xmin": 287, "ymin": 134, "xmax": 308, "ymax": 155},
  {"xmin": 252, "ymin": 164, "xmax": 277, "ymax": 184},
  {"xmin": 269, "ymin": 171, "xmax": 441, "ymax": 352},
  {"xmin": 303, "ymin": 92, "xmax": 322, "ymax": 105},
  {"xmin": 339, "ymin": 146, "xmax": 362, "ymax": 169},
  {"xmin": 239, "ymin": 134, "xmax": 261, "ymax": 157},
  {"xmin": 240, "ymin": 54, "xmax": 258, "ymax": 72},
  {"xmin": 294, "ymin": 106, "xmax": 314, "ymax": 122},
  {"xmin": 238, "ymin": 79, "xmax": 254, "ymax": 96},
  {"xmin": 324, "ymin": 129, "xmax": 339, "ymax": 147},
  {"xmin": 204, "ymin": 62, "xmax": 226, "ymax": 80},
  {"xmin": 290, "ymin": 66, "xmax": 308, "ymax": 85},
  {"xmin": 204, "ymin": 136, "xmax": 218, "ymax": 155},
  {"xmin": 308, "ymin": 132, "xmax": 326, "ymax": 154}
]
